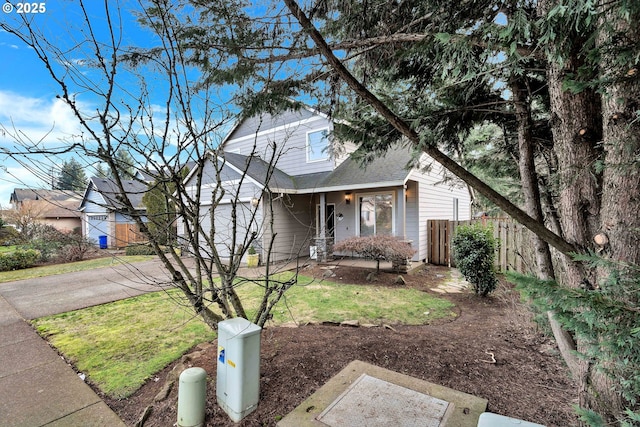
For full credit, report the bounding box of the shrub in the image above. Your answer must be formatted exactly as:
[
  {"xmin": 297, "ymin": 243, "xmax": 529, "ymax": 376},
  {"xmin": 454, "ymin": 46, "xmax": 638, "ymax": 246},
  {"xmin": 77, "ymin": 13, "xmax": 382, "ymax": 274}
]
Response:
[
  {"xmin": 57, "ymin": 236, "xmax": 95, "ymax": 262},
  {"xmin": 452, "ymin": 223, "xmax": 499, "ymax": 296},
  {"xmin": 333, "ymin": 235, "xmax": 416, "ymax": 273},
  {"xmin": 22, "ymin": 224, "xmax": 66, "ymax": 262},
  {"xmin": 0, "ymin": 249, "xmax": 41, "ymax": 271},
  {"xmin": 0, "ymin": 226, "xmax": 20, "ymax": 246},
  {"xmin": 125, "ymin": 244, "xmax": 157, "ymax": 256}
]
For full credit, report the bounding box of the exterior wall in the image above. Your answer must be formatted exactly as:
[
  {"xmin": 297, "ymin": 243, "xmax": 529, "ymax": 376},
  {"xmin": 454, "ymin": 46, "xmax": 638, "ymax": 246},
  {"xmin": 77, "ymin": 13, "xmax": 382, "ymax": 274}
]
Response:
[
  {"xmin": 82, "ymin": 188, "xmax": 111, "ymax": 246},
  {"xmin": 323, "ymin": 186, "xmax": 420, "ymax": 261},
  {"xmin": 185, "ymin": 160, "xmax": 262, "ymax": 204},
  {"xmin": 263, "ymin": 193, "xmax": 314, "ymax": 262},
  {"xmin": 404, "ymin": 180, "xmax": 420, "ymax": 260},
  {"xmin": 409, "ymin": 155, "xmax": 472, "ymax": 261},
  {"xmin": 224, "ymin": 111, "xmax": 337, "ymax": 177},
  {"xmin": 227, "ymin": 109, "xmax": 317, "ymax": 140},
  {"xmin": 38, "ymin": 217, "xmax": 82, "ymax": 234}
]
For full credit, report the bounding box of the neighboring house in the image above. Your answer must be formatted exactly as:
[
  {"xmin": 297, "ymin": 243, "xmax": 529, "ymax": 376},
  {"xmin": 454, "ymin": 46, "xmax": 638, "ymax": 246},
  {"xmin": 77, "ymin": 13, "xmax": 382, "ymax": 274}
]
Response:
[
  {"xmin": 179, "ymin": 107, "xmax": 471, "ymax": 264},
  {"xmin": 79, "ymin": 177, "xmax": 148, "ymax": 248},
  {"xmin": 9, "ymin": 188, "xmax": 82, "ymax": 234}
]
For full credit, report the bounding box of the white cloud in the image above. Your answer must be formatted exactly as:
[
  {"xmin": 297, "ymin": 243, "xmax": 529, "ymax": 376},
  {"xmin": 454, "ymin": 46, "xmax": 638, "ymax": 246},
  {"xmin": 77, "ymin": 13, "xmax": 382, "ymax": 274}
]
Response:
[
  {"xmin": 0, "ymin": 90, "xmax": 83, "ymax": 142},
  {"xmin": 0, "ymin": 91, "xmax": 88, "ymax": 203},
  {"xmin": 0, "ymin": 164, "xmax": 48, "ymax": 207}
]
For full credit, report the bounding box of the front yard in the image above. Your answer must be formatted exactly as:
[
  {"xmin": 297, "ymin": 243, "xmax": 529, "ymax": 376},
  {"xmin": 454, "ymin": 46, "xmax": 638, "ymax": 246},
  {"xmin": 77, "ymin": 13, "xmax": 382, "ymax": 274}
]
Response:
[{"xmin": 31, "ymin": 270, "xmax": 455, "ymax": 398}]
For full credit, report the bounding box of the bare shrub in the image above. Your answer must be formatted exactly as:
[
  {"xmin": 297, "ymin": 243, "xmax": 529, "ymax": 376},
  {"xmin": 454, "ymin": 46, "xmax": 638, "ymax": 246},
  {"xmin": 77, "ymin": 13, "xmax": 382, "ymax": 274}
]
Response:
[{"xmin": 334, "ymin": 235, "xmax": 416, "ymax": 273}]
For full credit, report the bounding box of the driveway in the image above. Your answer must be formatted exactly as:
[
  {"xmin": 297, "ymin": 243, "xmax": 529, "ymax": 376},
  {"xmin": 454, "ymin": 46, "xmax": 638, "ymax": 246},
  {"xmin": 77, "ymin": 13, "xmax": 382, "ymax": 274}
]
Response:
[{"xmin": 0, "ymin": 258, "xmax": 176, "ymax": 319}]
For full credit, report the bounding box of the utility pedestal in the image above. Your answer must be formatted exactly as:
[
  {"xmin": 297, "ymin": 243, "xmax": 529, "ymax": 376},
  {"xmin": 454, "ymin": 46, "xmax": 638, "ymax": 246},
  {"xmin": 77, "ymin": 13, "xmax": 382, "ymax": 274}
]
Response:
[{"xmin": 216, "ymin": 318, "xmax": 262, "ymax": 422}]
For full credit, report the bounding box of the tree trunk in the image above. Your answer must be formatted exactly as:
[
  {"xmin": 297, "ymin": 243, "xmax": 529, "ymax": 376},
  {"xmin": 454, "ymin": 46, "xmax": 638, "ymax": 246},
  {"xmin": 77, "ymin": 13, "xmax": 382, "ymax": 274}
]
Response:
[
  {"xmin": 593, "ymin": 3, "xmax": 640, "ymax": 419},
  {"xmin": 512, "ymin": 79, "xmax": 582, "ymax": 377}
]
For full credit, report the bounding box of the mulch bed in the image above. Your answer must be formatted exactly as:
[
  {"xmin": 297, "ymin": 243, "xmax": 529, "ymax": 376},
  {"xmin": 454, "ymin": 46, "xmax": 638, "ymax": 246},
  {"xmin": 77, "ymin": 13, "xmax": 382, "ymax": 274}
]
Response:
[{"xmin": 102, "ymin": 264, "xmax": 578, "ymax": 427}]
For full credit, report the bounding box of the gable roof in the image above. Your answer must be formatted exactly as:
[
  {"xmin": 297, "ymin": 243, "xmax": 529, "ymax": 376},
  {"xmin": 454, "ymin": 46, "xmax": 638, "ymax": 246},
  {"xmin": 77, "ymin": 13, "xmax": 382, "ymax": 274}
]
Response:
[
  {"xmin": 10, "ymin": 188, "xmax": 81, "ymax": 204},
  {"xmin": 223, "ymin": 152, "xmax": 297, "ymax": 190},
  {"xmin": 82, "ymin": 177, "xmax": 148, "ymax": 211},
  {"xmin": 221, "ymin": 145, "xmax": 416, "ymax": 194},
  {"xmin": 221, "ymin": 103, "xmax": 330, "ymax": 147}
]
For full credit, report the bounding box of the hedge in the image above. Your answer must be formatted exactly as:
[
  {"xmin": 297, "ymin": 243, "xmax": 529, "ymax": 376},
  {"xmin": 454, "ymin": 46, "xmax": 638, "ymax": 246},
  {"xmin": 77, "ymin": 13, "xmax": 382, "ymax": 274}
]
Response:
[{"xmin": 0, "ymin": 249, "xmax": 41, "ymax": 271}]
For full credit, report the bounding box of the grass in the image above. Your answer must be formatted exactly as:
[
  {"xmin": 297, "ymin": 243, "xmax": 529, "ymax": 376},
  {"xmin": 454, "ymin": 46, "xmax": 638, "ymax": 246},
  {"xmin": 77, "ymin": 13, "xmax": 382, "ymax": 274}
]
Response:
[
  {"xmin": 32, "ymin": 290, "xmax": 216, "ymax": 398},
  {"xmin": 0, "ymin": 255, "xmax": 154, "ymax": 283},
  {"xmin": 0, "ymin": 245, "xmax": 18, "ymax": 254},
  {"xmin": 32, "ymin": 272, "xmax": 455, "ymax": 399},
  {"xmin": 240, "ymin": 273, "xmax": 455, "ymax": 325}
]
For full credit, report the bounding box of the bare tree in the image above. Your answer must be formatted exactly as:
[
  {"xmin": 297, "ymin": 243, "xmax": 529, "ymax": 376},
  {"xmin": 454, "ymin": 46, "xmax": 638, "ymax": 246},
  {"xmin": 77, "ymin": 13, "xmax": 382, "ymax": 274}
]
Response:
[{"xmin": 0, "ymin": 1, "xmax": 306, "ymax": 329}]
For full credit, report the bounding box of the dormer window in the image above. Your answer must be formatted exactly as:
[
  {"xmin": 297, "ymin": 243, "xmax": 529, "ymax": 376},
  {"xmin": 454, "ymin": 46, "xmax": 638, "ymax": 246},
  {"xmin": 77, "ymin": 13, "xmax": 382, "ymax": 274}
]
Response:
[{"xmin": 307, "ymin": 129, "xmax": 330, "ymax": 162}]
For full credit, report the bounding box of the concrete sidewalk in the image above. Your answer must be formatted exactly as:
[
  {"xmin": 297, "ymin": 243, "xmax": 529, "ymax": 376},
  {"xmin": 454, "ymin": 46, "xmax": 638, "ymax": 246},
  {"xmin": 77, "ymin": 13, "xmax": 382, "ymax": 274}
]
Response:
[{"xmin": 0, "ymin": 293, "xmax": 127, "ymax": 426}]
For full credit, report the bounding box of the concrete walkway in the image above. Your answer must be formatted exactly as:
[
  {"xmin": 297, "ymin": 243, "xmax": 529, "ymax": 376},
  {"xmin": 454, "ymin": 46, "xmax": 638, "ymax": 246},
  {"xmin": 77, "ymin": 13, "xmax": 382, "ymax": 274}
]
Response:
[
  {"xmin": 0, "ymin": 260, "xmax": 172, "ymax": 427},
  {"xmin": 0, "ymin": 294, "xmax": 126, "ymax": 427}
]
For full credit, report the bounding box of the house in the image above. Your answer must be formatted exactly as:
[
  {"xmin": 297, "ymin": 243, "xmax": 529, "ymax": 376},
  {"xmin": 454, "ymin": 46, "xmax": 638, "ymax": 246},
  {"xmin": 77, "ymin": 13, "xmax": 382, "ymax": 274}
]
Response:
[
  {"xmin": 79, "ymin": 177, "xmax": 148, "ymax": 248},
  {"xmin": 8, "ymin": 188, "xmax": 82, "ymax": 234},
  {"xmin": 178, "ymin": 107, "xmax": 471, "ymax": 264}
]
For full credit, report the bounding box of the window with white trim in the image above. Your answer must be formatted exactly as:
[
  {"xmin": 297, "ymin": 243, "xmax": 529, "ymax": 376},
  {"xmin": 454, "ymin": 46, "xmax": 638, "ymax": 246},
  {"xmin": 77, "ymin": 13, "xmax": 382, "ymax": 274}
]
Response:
[
  {"xmin": 358, "ymin": 193, "xmax": 394, "ymax": 236},
  {"xmin": 307, "ymin": 129, "xmax": 330, "ymax": 162}
]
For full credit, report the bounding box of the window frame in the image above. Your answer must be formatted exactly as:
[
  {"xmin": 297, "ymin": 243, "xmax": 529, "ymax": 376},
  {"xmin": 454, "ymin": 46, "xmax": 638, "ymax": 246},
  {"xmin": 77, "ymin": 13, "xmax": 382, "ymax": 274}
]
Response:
[
  {"xmin": 356, "ymin": 192, "xmax": 395, "ymax": 237},
  {"xmin": 306, "ymin": 128, "xmax": 330, "ymax": 163},
  {"xmin": 315, "ymin": 203, "xmax": 336, "ymax": 238}
]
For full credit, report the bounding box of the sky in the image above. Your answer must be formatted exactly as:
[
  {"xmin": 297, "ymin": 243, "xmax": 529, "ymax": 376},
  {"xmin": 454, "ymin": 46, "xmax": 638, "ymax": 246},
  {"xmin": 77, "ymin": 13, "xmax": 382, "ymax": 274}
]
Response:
[{"xmin": 0, "ymin": 1, "xmax": 168, "ymax": 207}]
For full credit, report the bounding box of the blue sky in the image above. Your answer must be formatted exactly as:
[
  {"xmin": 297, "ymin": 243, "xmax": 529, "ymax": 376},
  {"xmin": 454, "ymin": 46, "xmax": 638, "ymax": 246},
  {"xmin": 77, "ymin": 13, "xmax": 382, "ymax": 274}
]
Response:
[{"xmin": 0, "ymin": 1, "xmax": 173, "ymax": 206}]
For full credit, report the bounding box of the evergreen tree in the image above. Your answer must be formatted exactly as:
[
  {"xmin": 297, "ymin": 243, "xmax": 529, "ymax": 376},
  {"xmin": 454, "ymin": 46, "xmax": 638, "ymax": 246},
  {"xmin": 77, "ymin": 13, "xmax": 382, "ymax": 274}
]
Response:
[
  {"xmin": 109, "ymin": 150, "xmax": 136, "ymax": 179},
  {"xmin": 56, "ymin": 158, "xmax": 87, "ymax": 191}
]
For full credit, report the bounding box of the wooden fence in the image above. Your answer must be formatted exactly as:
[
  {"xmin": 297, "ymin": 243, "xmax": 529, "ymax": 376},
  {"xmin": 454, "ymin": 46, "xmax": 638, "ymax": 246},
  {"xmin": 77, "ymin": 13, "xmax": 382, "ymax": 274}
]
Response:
[
  {"xmin": 427, "ymin": 218, "xmax": 532, "ymax": 273},
  {"xmin": 115, "ymin": 223, "xmax": 146, "ymax": 248}
]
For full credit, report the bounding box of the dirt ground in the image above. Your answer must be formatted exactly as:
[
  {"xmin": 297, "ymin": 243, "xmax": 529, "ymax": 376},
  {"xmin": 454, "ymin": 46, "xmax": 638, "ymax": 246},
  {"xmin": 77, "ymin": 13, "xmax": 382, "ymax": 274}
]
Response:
[{"xmin": 103, "ymin": 264, "xmax": 578, "ymax": 427}]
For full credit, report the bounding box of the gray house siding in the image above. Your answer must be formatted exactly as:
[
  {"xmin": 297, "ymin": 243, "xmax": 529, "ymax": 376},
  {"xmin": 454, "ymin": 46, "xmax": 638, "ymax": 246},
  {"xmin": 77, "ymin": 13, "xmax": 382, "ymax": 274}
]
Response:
[
  {"xmin": 409, "ymin": 157, "xmax": 471, "ymax": 261},
  {"xmin": 187, "ymin": 161, "xmax": 262, "ymax": 205},
  {"xmin": 181, "ymin": 159, "xmax": 265, "ymax": 260},
  {"xmin": 224, "ymin": 112, "xmax": 335, "ymax": 177},
  {"xmin": 228, "ymin": 109, "xmax": 317, "ymax": 140},
  {"xmin": 190, "ymin": 202, "xmax": 263, "ymax": 260},
  {"xmin": 404, "ymin": 180, "xmax": 420, "ymax": 261},
  {"xmin": 263, "ymin": 194, "xmax": 314, "ymax": 262}
]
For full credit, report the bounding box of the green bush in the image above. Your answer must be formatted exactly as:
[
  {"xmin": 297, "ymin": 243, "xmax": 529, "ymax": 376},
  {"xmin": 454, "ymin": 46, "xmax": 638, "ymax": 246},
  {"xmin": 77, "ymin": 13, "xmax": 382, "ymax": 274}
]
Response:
[
  {"xmin": 452, "ymin": 223, "xmax": 499, "ymax": 296},
  {"xmin": 0, "ymin": 249, "xmax": 41, "ymax": 271},
  {"xmin": 0, "ymin": 226, "xmax": 20, "ymax": 246},
  {"xmin": 125, "ymin": 244, "xmax": 157, "ymax": 256}
]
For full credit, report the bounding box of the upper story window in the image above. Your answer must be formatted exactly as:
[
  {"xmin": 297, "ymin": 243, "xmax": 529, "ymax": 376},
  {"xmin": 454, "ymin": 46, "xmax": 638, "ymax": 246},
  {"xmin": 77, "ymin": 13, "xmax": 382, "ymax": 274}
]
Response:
[{"xmin": 307, "ymin": 129, "xmax": 330, "ymax": 162}]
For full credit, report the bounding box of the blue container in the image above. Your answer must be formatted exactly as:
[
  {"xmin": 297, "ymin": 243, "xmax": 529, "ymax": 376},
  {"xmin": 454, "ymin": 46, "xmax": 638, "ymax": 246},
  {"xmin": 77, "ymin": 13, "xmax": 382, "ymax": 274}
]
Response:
[{"xmin": 98, "ymin": 235, "xmax": 108, "ymax": 249}]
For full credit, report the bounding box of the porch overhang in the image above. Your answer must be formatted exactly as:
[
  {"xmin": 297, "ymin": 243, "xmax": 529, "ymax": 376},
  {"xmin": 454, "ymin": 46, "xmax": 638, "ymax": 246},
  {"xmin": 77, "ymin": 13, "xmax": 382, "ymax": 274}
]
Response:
[{"xmin": 270, "ymin": 179, "xmax": 408, "ymax": 195}]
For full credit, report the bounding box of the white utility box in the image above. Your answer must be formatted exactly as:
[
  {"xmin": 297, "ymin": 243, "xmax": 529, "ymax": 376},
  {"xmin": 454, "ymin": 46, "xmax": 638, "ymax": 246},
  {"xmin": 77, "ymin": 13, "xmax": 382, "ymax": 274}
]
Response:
[
  {"xmin": 478, "ymin": 412, "xmax": 545, "ymax": 427},
  {"xmin": 216, "ymin": 317, "xmax": 262, "ymax": 422}
]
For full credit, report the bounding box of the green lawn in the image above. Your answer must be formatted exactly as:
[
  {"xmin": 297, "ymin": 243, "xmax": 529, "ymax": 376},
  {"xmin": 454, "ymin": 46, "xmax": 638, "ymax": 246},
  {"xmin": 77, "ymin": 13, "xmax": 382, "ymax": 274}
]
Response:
[
  {"xmin": 32, "ymin": 290, "xmax": 217, "ymax": 398},
  {"xmin": 32, "ymin": 272, "xmax": 455, "ymax": 398},
  {"xmin": 0, "ymin": 245, "xmax": 17, "ymax": 254},
  {"xmin": 0, "ymin": 255, "xmax": 154, "ymax": 283}
]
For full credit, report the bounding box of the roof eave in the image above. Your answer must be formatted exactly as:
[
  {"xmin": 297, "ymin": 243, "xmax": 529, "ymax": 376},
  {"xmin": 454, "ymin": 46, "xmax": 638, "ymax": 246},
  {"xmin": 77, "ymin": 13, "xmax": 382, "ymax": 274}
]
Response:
[{"xmin": 270, "ymin": 179, "xmax": 408, "ymax": 195}]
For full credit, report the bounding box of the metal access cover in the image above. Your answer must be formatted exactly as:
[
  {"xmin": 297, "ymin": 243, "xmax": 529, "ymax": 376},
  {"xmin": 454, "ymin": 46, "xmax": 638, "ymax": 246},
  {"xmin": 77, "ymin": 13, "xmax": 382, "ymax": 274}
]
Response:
[{"xmin": 316, "ymin": 374, "xmax": 451, "ymax": 427}]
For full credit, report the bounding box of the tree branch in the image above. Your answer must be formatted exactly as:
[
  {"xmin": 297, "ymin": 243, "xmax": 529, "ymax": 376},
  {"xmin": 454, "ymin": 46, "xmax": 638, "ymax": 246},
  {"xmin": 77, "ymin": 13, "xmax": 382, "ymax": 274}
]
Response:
[{"xmin": 283, "ymin": 0, "xmax": 577, "ymax": 257}]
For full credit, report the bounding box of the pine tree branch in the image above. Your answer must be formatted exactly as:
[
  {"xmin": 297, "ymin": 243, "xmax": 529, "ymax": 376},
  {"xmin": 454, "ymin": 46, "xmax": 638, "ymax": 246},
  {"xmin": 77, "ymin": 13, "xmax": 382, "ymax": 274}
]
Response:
[{"xmin": 283, "ymin": 0, "xmax": 577, "ymax": 257}]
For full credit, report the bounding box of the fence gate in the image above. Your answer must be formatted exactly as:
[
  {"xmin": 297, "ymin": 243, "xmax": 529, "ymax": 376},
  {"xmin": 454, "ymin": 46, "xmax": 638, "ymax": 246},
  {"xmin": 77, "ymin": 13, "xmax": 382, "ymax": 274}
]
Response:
[
  {"xmin": 427, "ymin": 219, "xmax": 529, "ymax": 273},
  {"xmin": 427, "ymin": 220, "xmax": 452, "ymax": 266},
  {"xmin": 115, "ymin": 223, "xmax": 146, "ymax": 248}
]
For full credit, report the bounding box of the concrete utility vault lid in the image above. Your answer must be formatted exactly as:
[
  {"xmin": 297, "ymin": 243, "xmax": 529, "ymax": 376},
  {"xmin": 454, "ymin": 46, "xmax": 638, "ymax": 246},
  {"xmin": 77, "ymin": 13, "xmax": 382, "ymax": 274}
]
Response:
[
  {"xmin": 277, "ymin": 360, "xmax": 487, "ymax": 427},
  {"xmin": 316, "ymin": 374, "xmax": 451, "ymax": 427}
]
